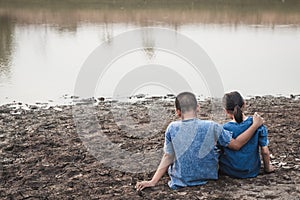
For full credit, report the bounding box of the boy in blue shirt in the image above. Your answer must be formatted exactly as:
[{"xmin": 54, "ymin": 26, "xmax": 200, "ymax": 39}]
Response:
[
  {"xmin": 136, "ymin": 92, "xmax": 264, "ymax": 190},
  {"xmin": 219, "ymin": 91, "xmax": 274, "ymax": 178}
]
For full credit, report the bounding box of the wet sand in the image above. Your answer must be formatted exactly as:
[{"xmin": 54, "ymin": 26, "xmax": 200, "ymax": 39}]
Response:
[{"xmin": 0, "ymin": 95, "xmax": 299, "ymax": 199}]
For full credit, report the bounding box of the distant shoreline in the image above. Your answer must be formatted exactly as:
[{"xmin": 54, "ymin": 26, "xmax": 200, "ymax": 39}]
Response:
[
  {"xmin": 1, "ymin": 0, "xmax": 300, "ymax": 27},
  {"xmin": 1, "ymin": 94, "xmax": 299, "ymax": 111}
]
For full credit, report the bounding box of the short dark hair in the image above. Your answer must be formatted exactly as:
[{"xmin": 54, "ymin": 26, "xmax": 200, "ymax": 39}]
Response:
[{"xmin": 175, "ymin": 92, "xmax": 197, "ymax": 113}]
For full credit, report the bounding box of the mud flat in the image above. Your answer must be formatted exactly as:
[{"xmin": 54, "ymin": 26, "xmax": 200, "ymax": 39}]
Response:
[{"xmin": 0, "ymin": 95, "xmax": 299, "ymax": 199}]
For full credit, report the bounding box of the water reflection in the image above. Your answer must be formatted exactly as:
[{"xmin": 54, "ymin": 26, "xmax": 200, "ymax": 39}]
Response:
[
  {"xmin": 142, "ymin": 29, "xmax": 155, "ymax": 60},
  {"xmin": 0, "ymin": 15, "xmax": 14, "ymax": 82},
  {"xmin": 102, "ymin": 23, "xmax": 113, "ymax": 43}
]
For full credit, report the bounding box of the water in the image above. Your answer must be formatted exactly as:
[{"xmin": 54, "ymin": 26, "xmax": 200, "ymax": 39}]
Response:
[{"xmin": 1, "ymin": 0, "xmax": 300, "ymax": 105}]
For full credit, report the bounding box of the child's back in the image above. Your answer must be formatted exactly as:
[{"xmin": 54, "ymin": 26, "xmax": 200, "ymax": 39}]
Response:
[
  {"xmin": 165, "ymin": 118, "xmax": 231, "ymax": 189},
  {"xmin": 220, "ymin": 91, "xmax": 274, "ymax": 178},
  {"xmin": 219, "ymin": 117, "xmax": 268, "ymax": 178}
]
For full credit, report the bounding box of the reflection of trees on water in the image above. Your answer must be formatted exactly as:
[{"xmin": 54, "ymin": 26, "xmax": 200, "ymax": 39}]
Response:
[
  {"xmin": 0, "ymin": 15, "xmax": 14, "ymax": 80},
  {"xmin": 102, "ymin": 21, "xmax": 113, "ymax": 43},
  {"xmin": 57, "ymin": 24, "xmax": 77, "ymax": 33},
  {"xmin": 142, "ymin": 29, "xmax": 155, "ymax": 60}
]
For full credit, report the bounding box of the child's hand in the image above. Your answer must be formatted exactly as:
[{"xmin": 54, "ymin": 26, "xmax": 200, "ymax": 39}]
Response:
[
  {"xmin": 265, "ymin": 164, "xmax": 275, "ymax": 173},
  {"xmin": 252, "ymin": 112, "xmax": 264, "ymax": 128},
  {"xmin": 135, "ymin": 180, "xmax": 156, "ymax": 191}
]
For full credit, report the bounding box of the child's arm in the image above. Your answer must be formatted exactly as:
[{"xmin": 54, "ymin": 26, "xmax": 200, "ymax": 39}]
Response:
[
  {"xmin": 261, "ymin": 146, "xmax": 275, "ymax": 173},
  {"xmin": 135, "ymin": 153, "xmax": 174, "ymax": 191},
  {"xmin": 227, "ymin": 113, "xmax": 263, "ymax": 150}
]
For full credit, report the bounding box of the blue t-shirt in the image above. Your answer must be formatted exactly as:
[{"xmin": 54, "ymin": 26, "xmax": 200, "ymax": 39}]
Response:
[
  {"xmin": 164, "ymin": 118, "xmax": 232, "ymax": 189},
  {"xmin": 219, "ymin": 117, "xmax": 269, "ymax": 178}
]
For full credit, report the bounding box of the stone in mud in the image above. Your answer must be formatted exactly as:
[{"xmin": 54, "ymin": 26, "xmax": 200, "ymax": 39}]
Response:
[{"xmin": 98, "ymin": 97, "xmax": 105, "ymax": 101}]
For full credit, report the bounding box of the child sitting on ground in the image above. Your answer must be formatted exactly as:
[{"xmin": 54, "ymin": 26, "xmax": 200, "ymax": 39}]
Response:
[
  {"xmin": 219, "ymin": 91, "xmax": 274, "ymax": 178},
  {"xmin": 136, "ymin": 92, "xmax": 263, "ymax": 190}
]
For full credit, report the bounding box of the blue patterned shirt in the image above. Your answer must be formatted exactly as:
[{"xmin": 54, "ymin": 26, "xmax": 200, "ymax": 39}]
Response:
[{"xmin": 164, "ymin": 118, "xmax": 232, "ymax": 189}]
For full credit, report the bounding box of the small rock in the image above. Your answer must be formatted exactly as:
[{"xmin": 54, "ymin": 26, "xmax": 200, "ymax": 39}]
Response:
[
  {"xmin": 135, "ymin": 94, "xmax": 146, "ymax": 99},
  {"xmin": 282, "ymin": 175, "xmax": 291, "ymax": 180},
  {"xmin": 177, "ymin": 192, "xmax": 187, "ymax": 195},
  {"xmin": 53, "ymin": 107, "xmax": 63, "ymax": 112}
]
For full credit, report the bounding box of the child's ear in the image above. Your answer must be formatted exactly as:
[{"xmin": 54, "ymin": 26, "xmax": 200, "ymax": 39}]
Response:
[
  {"xmin": 224, "ymin": 109, "xmax": 231, "ymax": 115},
  {"xmin": 242, "ymin": 101, "xmax": 246, "ymax": 110},
  {"xmin": 196, "ymin": 104, "xmax": 200, "ymax": 112},
  {"xmin": 224, "ymin": 109, "xmax": 234, "ymax": 119},
  {"xmin": 176, "ymin": 109, "xmax": 181, "ymax": 117}
]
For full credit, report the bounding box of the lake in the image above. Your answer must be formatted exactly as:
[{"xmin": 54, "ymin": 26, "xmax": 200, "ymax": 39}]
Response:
[{"xmin": 1, "ymin": 0, "xmax": 300, "ymax": 105}]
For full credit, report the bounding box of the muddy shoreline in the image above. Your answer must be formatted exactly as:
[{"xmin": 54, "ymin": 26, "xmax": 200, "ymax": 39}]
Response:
[{"xmin": 0, "ymin": 95, "xmax": 299, "ymax": 199}]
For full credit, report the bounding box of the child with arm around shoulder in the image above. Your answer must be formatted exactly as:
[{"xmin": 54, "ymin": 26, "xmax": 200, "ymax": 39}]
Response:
[
  {"xmin": 219, "ymin": 91, "xmax": 274, "ymax": 178},
  {"xmin": 136, "ymin": 92, "xmax": 264, "ymax": 191}
]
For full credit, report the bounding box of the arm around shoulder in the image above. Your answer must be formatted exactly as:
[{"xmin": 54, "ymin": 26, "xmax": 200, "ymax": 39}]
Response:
[{"xmin": 227, "ymin": 113, "xmax": 264, "ymax": 151}]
